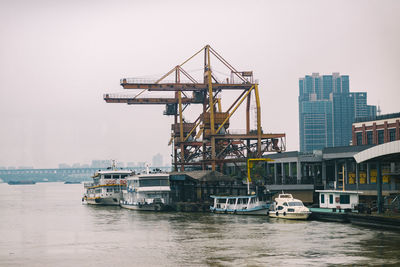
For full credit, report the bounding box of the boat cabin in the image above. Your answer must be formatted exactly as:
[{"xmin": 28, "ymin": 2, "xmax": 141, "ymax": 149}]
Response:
[
  {"xmin": 315, "ymin": 190, "xmax": 361, "ymax": 210},
  {"xmin": 125, "ymin": 174, "xmax": 171, "ymax": 205}
]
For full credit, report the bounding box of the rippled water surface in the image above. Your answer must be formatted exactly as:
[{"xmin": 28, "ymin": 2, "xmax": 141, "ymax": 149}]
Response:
[{"xmin": 1, "ymin": 182, "xmax": 400, "ymax": 266}]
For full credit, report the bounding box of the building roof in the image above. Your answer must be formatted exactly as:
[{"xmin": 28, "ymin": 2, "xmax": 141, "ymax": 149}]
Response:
[
  {"xmin": 169, "ymin": 170, "xmax": 235, "ymax": 182},
  {"xmin": 323, "ymin": 145, "xmax": 374, "ymax": 154},
  {"xmin": 265, "ymin": 151, "xmax": 299, "ymax": 159},
  {"xmin": 354, "ymin": 112, "xmax": 400, "ymax": 123},
  {"xmin": 322, "ymin": 145, "xmax": 374, "ymax": 160},
  {"xmin": 315, "ymin": 190, "xmax": 362, "ymax": 194},
  {"xmin": 354, "ymin": 140, "xmax": 400, "ymax": 163}
]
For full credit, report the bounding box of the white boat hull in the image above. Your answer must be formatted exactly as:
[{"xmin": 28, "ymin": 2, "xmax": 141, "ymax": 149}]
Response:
[
  {"xmin": 120, "ymin": 203, "xmax": 168, "ymax": 211},
  {"xmin": 268, "ymin": 210, "xmax": 311, "ymax": 220},
  {"xmin": 212, "ymin": 207, "xmax": 268, "ymax": 216}
]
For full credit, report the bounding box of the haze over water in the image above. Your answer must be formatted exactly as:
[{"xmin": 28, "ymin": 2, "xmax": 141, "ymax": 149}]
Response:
[{"xmin": 1, "ymin": 182, "xmax": 400, "ymax": 266}]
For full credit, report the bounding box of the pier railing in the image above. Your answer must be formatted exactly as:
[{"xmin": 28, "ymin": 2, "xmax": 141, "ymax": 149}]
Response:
[{"xmin": 265, "ymin": 175, "xmax": 318, "ymax": 185}]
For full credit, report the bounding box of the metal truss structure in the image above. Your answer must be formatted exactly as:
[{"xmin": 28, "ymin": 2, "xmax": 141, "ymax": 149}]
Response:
[{"xmin": 104, "ymin": 45, "xmax": 286, "ymax": 172}]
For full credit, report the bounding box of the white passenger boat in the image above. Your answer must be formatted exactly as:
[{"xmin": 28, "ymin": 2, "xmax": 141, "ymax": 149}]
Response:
[
  {"xmin": 268, "ymin": 193, "xmax": 311, "ymax": 220},
  {"xmin": 210, "ymin": 194, "xmax": 270, "ymax": 215},
  {"xmin": 209, "ymin": 158, "xmax": 273, "ymax": 216},
  {"xmin": 83, "ymin": 163, "xmax": 133, "ymax": 205},
  {"xmin": 120, "ymin": 173, "xmax": 171, "ymax": 211}
]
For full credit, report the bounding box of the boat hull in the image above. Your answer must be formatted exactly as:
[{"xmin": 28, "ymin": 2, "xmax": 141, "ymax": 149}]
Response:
[
  {"xmin": 268, "ymin": 211, "xmax": 311, "ymax": 220},
  {"xmin": 211, "ymin": 207, "xmax": 268, "ymax": 216},
  {"xmin": 309, "ymin": 208, "xmax": 349, "ymax": 222},
  {"xmin": 120, "ymin": 203, "xmax": 169, "ymax": 211},
  {"xmin": 86, "ymin": 197, "xmax": 120, "ymax": 206}
]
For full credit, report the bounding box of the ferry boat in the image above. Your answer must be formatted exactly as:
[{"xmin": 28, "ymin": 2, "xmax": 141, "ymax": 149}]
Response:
[
  {"xmin": 120, "ymin": 173, "xmax": 171, "ymax": 211},
  {"xmin": 268, "ymin": 193, "xmax": 311, "ymax": 220},
  {"xmin": 210, "ymin": 194, "xmax": 270, "ymax": 215},
  {"xmin": 83, "ymin": 164, "xmax": 133, "ymax": 205}
]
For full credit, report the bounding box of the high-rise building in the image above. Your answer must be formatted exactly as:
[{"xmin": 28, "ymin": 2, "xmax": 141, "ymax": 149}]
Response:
[
  {"xmin": 299, "ymin": 73, "xmax": 376, "ymax": 152},
  {"xmin": 91, "ymin": 160, "xmax": 111, "ymax": 169},
  {"xmin": 152, "ymin": 153, "xmax": 163, "ymax": 167}
]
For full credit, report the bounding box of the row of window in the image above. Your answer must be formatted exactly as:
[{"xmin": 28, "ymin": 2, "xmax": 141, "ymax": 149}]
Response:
[
  {"xmin": 355, "ymin": 128, "xmax": 397, "ymax": 145},
  {"xmin": 88, "ymin": 187, "xmax": 121, "ymax": 194},
  {"xmin": 321, "ymin": 194, "xmax": 350, "ymax": 204},
  {"xmin": 103, "ymin": 174, "xmax": 129, "ymax": 179}
]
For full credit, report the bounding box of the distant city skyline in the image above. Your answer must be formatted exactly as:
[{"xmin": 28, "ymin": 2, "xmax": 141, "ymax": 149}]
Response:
[{"xmin": 0, "ymin": 156, "xmax": 170, "ymax": 170}]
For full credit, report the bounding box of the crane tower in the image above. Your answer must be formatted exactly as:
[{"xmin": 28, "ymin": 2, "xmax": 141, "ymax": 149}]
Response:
[{"xmin": 104, "ymin": 45, "xmax": 286, "ymax": 172}]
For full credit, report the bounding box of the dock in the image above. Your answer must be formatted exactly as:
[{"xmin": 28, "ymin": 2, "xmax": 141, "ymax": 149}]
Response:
[{"xmin": 310, "ymin": 208, "xmax": 400, "ymax": 231}]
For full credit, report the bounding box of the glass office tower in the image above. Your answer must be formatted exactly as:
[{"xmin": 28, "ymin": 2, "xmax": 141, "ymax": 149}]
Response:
[{"xmin": 299, "ymin": 73, "xmax": 376, "ymax": 152}]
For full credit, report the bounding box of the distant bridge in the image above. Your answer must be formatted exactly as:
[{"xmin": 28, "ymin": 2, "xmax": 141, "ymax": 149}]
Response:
[{"xmin": 0, "ymin": 167, "xmax": 171, "ymax": 182}]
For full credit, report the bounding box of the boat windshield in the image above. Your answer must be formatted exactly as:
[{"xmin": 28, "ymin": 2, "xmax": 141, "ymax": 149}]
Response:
[{"xmin": 288, "ymin": 202, "xmax": 303, "ymax": 206}]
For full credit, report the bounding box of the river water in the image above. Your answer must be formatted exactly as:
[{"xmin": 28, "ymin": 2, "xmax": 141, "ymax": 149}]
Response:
[{"xmin": 0, "ymin": 182, "xmax": 399, "ymax": 266}]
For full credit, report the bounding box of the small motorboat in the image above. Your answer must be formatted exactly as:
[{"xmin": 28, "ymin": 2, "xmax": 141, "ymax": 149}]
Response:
[
  {"xmin": 210, "ymin": 194, "xmax": 270, "ymax": 215},
  {"xmin": 268, "ymin": 193, "xmax": 311, "ymax": 220}
]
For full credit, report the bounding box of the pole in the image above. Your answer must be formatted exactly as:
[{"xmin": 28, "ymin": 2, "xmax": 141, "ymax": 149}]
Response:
[
  {"xmin": 377, "ymin": 162, "xmax": 383, "ymax": 214},
  {"xmin": 342, "ymin": 165, "xmax": 345, "ymax": 191},
  {"xmin": 206, "ymin": 45, "xmax": 216, "ymax": 171}
]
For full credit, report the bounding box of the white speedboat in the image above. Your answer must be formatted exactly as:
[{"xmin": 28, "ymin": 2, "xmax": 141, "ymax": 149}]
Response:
[
  {"xmin": 210, "ymin": 194, "xmax": 270, "ymax": 215},
  {"xmin": 120, "ymin": 173, "xmax": 171, "ymax": 211},
  {"xmin": 268, "ymin": 193, "xmax": 311, "ymax": 220},
  {"xmin": 83, "ymin": 163, "xmax": 133, "ymax": 205}
]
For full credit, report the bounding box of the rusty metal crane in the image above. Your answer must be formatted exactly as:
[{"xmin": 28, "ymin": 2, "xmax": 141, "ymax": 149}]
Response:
[{"xmin": 104, "ymin": 45, "xmax": 286, "ymax": 172}]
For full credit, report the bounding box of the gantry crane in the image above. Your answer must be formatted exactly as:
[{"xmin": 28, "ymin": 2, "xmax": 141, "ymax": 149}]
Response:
[{"xmin": 104, "ymin": 45, "xmax": 286, "ymax": 172}]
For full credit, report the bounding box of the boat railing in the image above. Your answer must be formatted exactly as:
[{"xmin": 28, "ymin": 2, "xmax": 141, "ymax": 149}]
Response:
[{"xmin": 83, "ymin": 182, "xmax": 94, "ymax": 188}]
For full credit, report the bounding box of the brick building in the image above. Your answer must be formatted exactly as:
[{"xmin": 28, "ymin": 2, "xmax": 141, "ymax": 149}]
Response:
[{"xmin": 352, "ymin": 112, "xmax": 400, "ymax": 146}]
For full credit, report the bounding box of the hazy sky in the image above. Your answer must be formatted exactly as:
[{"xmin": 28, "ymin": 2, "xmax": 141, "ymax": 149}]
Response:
[{"xmin": 1, "ymin": 0, "xmax": 399, "ymax": 168}]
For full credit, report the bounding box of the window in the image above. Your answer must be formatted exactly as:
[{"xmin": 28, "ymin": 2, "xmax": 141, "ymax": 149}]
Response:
[
  {"xmin": 283, "ymin": 202, "xmax": 288, "ymax": 206},
  {"xmin": 217, "ymin": 199, "xmax": 226, "ymax": 204},
  {"xmin": 106, "ymin": 188, "xmax": 113, "ymax": 192},
  {"xmin": 356, "ymin": 132, "xmax": 362, "ymax": 145},
  {"xmin": 377, "ymin": 130, "xmax": 384, "ymax": 144},
  {"xmin": 139, "ymin": 179, "xmax": 169, "ymax": 187},
  {"xmin": 389, "ymin": 128, "xmax": 396, "ymax": 142},
  {"xmin": 340, "ymin": 195, "xmax": 350, "ymax": 204},
  {"xmin": 321, "ymin": 194, "xmax": 325, "ymax": 204},
  {"xmin": 329, "ymin": 194, "xmax": 333, "ymax": 204},
  {"xmin": 104, "ymin": 175, "xmax": 111, "ymax": 179},
  {"xmin": 113, "ymin": 175, "xmax": 120, "ymax": 179},
  {"xmin": 366, "ymin": 131, "xmax": 373, "ymax": 145},
  {"xmin": 277, "ymin": 206, "xmax": 284, "ymax": 210},
  {"xmin": 288, "ymin": 202, "xmax": 303, "ymax": 206}
]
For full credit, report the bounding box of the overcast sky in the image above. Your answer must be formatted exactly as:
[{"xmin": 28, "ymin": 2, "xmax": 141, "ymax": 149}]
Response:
[{"xmin": 0, "ymin": 0, "xmax": 399, "ymax": 169}]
